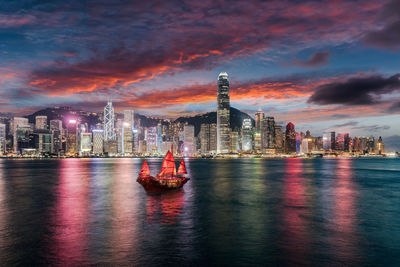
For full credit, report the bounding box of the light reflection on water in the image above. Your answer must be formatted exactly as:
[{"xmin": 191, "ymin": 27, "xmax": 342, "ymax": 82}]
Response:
[{"xmin": 0, "ymin": 158, "xmax": 398, "ymax": 266}]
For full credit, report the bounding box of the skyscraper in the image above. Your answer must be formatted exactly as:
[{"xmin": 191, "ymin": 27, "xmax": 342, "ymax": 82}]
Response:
[
  {"xmin": 285, "ymin": 122, "xmax": 296, "ymax": 153},
  {"xmin": 92, "ymin": 129, "xmax": 104, "ymax": 155},
  {"xmin": 12, "ymin": 117, "xmax": 29, "ymax": 153},
  {"xmin": 217, "ymin": 72, "xmax": 230, "ymax": 154},
  {"xmin": 66, "ymin": 119, "xmax": 78, "ymax": 156},
  {"xmin": 35, "ymin": 116, "xmax": 47, "ymax": 130},
  {"xmin": 255, "ymin": 110, "xmax": 264, "ymax": 132},
  {"xmin": 183, "ymin": 124, "xmax": 195, "ymax": 156},
  {"xmin": 0, "ymin": 123, "xmax": 5, "ymax": 155},
  {"xmin": 104, "ymin": 100, "xmax": 116, "ymax": 141},
  {"xmin": 241, "ymin": 118, "xmax": 253, "ymax": 152}
]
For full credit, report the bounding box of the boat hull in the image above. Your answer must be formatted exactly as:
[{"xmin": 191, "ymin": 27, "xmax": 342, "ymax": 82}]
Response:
[{"xmin": 137, "ymin": 176, "xmax": 190, "ymax": 192}]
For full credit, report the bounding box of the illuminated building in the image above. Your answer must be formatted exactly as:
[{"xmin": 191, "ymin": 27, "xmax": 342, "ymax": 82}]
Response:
[
  {"xmin": 123, "ymin": 110, "xmax": 135, "ymax": 127},
  {"xmin": 199, "ymin": 124, "xmax": 210, "ymax": 154},
  {"xmin": 255, "ymin": 109, "xmax": 264, "ymax": 132},
  {"xmin": 79, "ymin": 132, "xmax": 92, "ymax": 156},
  {"xmin": 254, "ymin": 131, "xmax": 262, "ymax": 153},
  {"xmin": 200, "ymin": 123, "xmax": 218, "ymax": 154},
  {"xmin": 0, "ymin": 123, "xmax": 6, "ymax": 155},
  {"xmin": 92, "ymin": 129, "xmax": 104, "ymax": 155},
  {"xmin": 366, "ymin": 136, "xmax": 375, "ymax": 153},
  {"xmin": 217, "ymin": 72, "xmax": 230, "ymax": 154},
  {"xmin": 376, "ymin": 136, "xmax": 384, "ymax": 154},
  {"xmin": 12, "ymin": 117, "xmax": 29, "ymax": 153},
  {"xmin": 50, "ymin": 120, "xmax": 63, "ymax": 154},
  {"xmin": 157, "ymin": 123, "xmax": 162, "ymax": 153},
  {"xmin": 336, "ymin": 133, "xmax": 350, "ymax": 151},
  {"xmin": 16, "ymin": 126, "xmax": 31, "ymax": 154},
  {"xmin": 123, "ymin": 122, "xmax": 133, "ymax": 155},
  {"xmin": 241, "ymin": 118, "xmax": 253, "ymax": 152},
  {"xmin": 300, "ymin": 138, "xmax": 308, "ymax": 154},
  {"xmin": 146, "ymin": 127, "xmax": 157, "ymax": 154},
  {"xmin": 183, "ymin": 124, "xmax": 195, "ymax": 156},
  {"xmin": 138, "ymin": 140, "xmax": 147, "ymax": 154},
  {"xmin": 322, "ymin": 132, "xmax": 331, "ymax": 150},
  {"xmin": 35, "ymin": 115, "xmax": 47, "ymax": 130},
  {"xmin": 261, "ymin": 117, "xmax": 275, "ymax": 151},
  {"xmin": 285, "ymin": 122, "xmax": 296, "ymax": 153},
  {"xmin": 104, "ymin": 140, "xmax": 118, "ymax": 155},
  {"xmin": 37, "ymin": 132, "xmax": 52, "ymax": 153},
  {"xmin": 66, "ymin": 119, "xmax": 78, "ymax": 155},
  {"xmin": 104, "ymin": 100, "xmax": 116, "ymax": 141},
  {"xmin": 230, "ymin": 131, "xmax": 239, "ymax": 153}
]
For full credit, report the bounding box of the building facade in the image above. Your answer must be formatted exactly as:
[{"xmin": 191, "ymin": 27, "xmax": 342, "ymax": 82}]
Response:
[{"xmin": 217, "ymin": 72, "xmax": 230, "ymax": 154}]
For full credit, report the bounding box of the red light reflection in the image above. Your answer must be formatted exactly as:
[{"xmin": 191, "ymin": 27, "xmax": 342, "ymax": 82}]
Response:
[
  {"xmin": 281, "ymin": 158, "xmax": 309, "ymax": 265},
  {"xmin": 50, "ymin": 159, "xmax": 89, "ymax": 265},
  {"xmin": 110, "ymin": 159, "xmax": 140, "ymax": 260},
  {"xmin": 332, "ymin": 158, "xmax": 358, "ymax": 262},
  {"xmin": 146, "ymin": 190, "xmax": 185, "ymax": 224}
]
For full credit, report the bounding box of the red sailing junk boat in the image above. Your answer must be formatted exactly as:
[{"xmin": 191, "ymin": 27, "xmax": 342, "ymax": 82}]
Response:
[{"xmin": 137, "ymin": 149, "xmax": 190, "ymax": 191}]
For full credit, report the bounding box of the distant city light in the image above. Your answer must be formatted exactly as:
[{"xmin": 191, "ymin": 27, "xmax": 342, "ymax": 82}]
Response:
[
  {"xmin": 69, "ymin": 119, "xmax": 77, "ymax": 124},
  {"xmin": 123, "ymin": 122, "xmax": 130, "ymax": 127}
]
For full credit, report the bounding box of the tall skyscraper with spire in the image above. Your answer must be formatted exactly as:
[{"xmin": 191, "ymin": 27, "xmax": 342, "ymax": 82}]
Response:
[
  {"xmin": 104, "ymin": 100, "xmax": 116, "ymax": 141},
  {"xmin": 217, "ymin": 72, "xmax": 230, "ymax": 154}
]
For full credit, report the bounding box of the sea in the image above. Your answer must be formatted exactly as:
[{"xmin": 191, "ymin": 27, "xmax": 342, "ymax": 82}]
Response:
[{"xmin": 0, "ymin": 158, "xmax": 399, "ymax": 266}]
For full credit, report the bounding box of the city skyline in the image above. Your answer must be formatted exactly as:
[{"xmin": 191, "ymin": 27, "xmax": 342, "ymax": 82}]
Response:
[{"xmin": 1, "ymin": 0, "xmax": 400, "ymax": 140}]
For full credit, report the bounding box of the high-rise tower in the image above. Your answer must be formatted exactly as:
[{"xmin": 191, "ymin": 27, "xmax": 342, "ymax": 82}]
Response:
[
  {"xmin": 217, "ymin": 72, "xmax": 230, "ymax": 154},
  {"xmin": 104, "ymin": 100, "xmax": 116, "ymax": 141}
]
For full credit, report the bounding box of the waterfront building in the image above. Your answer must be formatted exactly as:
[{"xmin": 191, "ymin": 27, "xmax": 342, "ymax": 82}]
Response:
[
  {"xmin": 12, "ymin": 117, "xmax": 29, "ymax": 153},
  {"xmin": 104, "ymin": 100, "xmax": 116, "ymax": 141},
  {"xmin": 66, "ymin": 119, "xmax": 78, "ymax": 156},
  {"xmin": 104, "ymin": 140, "xmax": 118, "ymax": 155},
  {"xmin": 35, "ymin": 116, "xmax": 47, "ymax": 130},
  {"xmin": 183, "ymin": 124, "xmax": 195, "ymax": 156},
  {"xmin": 79, "ymin": 132, "xmax": 92, "ymax": 156},
  {"xmin": 199, "ymin": 124, "xmax": 210, "ymax": 154},
  {"xmin": 230, "ymin": 131, "xmax": 239, "ymax": 153},
  {"xmin": 300, "ymin": 138, "xmax": 309, "ymax": 154},
  {"xmin": 217, "ymin": 72, "xmax": 230, "ymax": 154},
  {"xmin": 138, "ymin": 140, "xmax": 147, "ymax": 154},
  {"xmin": 336, "ymin": 133, "xmax": 350, "ymax": 151},
  {"xmin": 123, "ymin": 122, "xmax": 133, "ymax": 155},
  {"xmin": 255, "ymin": 110, "xmax": 264, "ymax": 132},
  {"xmin": 146, "ymin": 127, "xmax": 157, "ymax": 154},
  {"xmin": 157, "ymin": 123, "xmax": 163, "ymax": 153},
  {"xmin": 261, "ymin": 117, "xmax": 275, "ymax": 151},
  {"xmin": 241, "ymin": 118, "xmax": 253, "ymax": 152},
  {"xmin": 367, "ymin": 137, "xmax": 375, "ymax": 153},
  {"xmin": 0, "ymin": 123, "xmax": 6, "ymax": 155},
  {"xmin": 285, "ymin": 122, "xmax": 296, "ymax": 153},
  {"xmin": 15, "ymin": 126, "xmax": 32, "ymax": 154},
  {"xmin": 322, "ymin": 132, "xmax": 331, "ymax": 150},
  {"xmin": 92, "ymin": 129, "xmax": 104, "ymax": 155},
  {"xmin": 254, "ymin": 132, "xmax": 262, "ymax": 153},
  {"xmin": 376, "ymin": 136, "xmax": 384, "ymax": 154}
]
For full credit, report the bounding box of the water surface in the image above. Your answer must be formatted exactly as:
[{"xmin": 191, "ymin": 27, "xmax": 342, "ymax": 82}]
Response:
[{"xmin": 0, "ymin": 158, "xmax": 399, "ymax": 266}]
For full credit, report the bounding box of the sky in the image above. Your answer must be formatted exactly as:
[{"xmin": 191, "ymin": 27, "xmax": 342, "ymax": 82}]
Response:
[{"xmin": 1, "ymin": 0, "xmax": 400, "ymax": 139}]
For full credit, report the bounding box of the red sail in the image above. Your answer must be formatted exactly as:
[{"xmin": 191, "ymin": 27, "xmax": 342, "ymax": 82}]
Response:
[
  {"xmin": 177, "ymin": 159, "xmax": 187, "ymax": 175},
  {"xmin": 158, "ymin": 150, "xmax": 176, "ymax": 177},
  {"xmin": 139, "ymin": 160, "xmax": 151, "ymax": 177}
]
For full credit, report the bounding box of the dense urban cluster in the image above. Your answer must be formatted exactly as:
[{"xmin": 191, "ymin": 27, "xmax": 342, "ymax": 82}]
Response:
[{"xmin": 0, "ymin": 72, "xmax": 391, "ymax": 158}]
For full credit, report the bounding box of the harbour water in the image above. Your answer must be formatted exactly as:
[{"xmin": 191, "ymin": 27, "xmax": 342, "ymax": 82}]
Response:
[{"xmin": 0, "ymin": 158, "xmax": 399, "ymax": 266}]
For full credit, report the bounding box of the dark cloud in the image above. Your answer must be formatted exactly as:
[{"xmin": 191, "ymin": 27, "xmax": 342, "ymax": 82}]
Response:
[
  {"xmin": 388, "ymin": 101, "xmax": 400, "ymax": 112},
  {"xmin": 308, "ymin": 74, "xmax": 400, "ymax": 105},
  {"xmin": 331, "ymin": 121, "xmax": 359, "ymax": 128},
  {"xmin": 351, "ymin": 124, "xmax": 390, "ymax": 131},
  {"xmin": 21, "ymin": 0, "xmax": 383, "ymax": 95},
  {"xmin": 362, "ymin": 0, "xmax": 400, "ymax": 49},
  {"xmin": 289, "ymin": 51, "xmax": 330, "ymax": 68}
]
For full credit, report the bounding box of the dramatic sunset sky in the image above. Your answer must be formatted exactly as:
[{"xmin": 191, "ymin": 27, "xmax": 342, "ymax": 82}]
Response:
[{"xmin": 1, "ymin": 0, "xmax": 400, "ymax": 139}]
